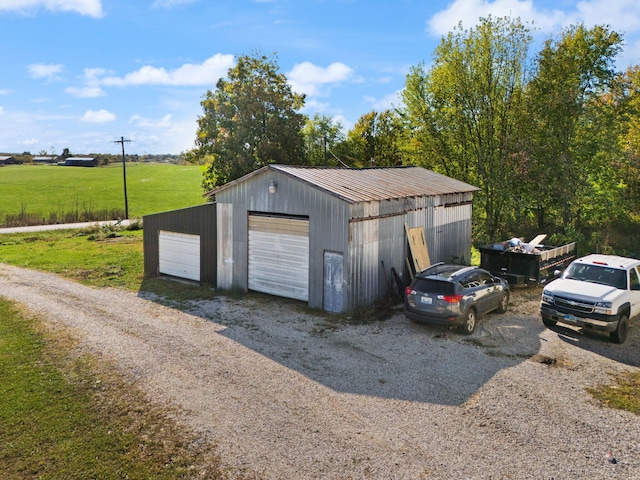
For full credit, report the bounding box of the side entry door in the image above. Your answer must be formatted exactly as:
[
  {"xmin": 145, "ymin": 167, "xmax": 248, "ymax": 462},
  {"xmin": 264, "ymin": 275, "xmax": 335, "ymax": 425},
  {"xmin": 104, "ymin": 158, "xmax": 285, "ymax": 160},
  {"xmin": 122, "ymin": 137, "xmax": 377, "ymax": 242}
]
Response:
[{"xmin": 323, "ymin": 251, "xmax": 343, "ymax": 313}]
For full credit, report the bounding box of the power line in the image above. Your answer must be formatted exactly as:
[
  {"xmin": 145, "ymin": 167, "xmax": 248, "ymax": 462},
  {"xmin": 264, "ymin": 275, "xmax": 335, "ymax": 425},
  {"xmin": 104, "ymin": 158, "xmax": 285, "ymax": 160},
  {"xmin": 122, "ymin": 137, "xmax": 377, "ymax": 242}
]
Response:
[{"xmin": 112, "ymin": 137, "xmax": 132, "ymax": 219}]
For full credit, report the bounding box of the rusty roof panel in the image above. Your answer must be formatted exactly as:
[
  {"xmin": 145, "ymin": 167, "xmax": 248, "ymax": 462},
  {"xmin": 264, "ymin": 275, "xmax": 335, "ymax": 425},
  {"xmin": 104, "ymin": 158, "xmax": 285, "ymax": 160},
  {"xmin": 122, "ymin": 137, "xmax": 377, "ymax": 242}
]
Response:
[
  {"xmin": 207, "ymin": 164, "xmax": 479, "ymax": 203},
  {"xmin": 272, "ymin": 165, "xmax": 478, "ymax": 203}
]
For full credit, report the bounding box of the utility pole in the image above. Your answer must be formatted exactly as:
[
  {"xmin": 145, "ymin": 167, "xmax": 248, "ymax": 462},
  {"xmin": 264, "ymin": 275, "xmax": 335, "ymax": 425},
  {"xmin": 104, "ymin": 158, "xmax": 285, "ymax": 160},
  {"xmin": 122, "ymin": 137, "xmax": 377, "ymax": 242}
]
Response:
[{"xmin": 113, "ymin": 137, "xmax": 131, "ymax": 219}]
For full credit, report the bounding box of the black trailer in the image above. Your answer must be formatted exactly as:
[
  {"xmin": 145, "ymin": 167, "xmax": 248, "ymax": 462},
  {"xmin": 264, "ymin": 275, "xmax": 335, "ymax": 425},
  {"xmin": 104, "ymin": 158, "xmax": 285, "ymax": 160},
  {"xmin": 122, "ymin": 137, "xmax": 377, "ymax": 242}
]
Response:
[{"xmin": 480, "ymin": 240, "xmax": 576, "ymax": 286}]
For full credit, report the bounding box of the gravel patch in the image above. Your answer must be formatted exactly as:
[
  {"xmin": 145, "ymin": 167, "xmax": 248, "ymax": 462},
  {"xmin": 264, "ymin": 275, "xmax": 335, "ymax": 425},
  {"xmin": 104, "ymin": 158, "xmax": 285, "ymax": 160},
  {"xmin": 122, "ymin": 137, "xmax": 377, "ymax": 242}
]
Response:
[{"xmin": 1, "ymin": 263, "xmax": 640, "ymax": 479}]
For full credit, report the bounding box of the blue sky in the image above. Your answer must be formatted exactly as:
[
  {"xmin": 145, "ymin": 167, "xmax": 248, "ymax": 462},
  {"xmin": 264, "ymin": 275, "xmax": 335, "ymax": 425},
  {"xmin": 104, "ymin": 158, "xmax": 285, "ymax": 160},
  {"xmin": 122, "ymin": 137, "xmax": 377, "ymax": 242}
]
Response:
[{"xmin": 1, "ymin": 0, "xmax": 639, "ymax": 155}]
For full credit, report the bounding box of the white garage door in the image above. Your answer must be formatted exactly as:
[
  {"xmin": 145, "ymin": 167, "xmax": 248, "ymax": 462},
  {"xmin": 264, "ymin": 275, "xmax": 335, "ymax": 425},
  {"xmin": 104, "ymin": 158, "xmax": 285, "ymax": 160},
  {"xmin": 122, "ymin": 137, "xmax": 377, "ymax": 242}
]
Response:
[
  {"xmin": 159, "ymin": 231, "xmax": 200, "ymax": 281},
  {"xmin": 248, "ymin": 215, "xmax": 309, "ymax": 301}
]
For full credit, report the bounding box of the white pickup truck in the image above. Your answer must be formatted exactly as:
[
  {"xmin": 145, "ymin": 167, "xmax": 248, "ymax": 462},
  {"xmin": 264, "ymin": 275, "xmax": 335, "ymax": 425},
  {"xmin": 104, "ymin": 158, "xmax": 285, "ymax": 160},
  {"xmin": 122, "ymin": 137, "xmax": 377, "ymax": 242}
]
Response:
[{"xmin": 540, "ymin": 254, "xmax": 640, "ymax": 343}]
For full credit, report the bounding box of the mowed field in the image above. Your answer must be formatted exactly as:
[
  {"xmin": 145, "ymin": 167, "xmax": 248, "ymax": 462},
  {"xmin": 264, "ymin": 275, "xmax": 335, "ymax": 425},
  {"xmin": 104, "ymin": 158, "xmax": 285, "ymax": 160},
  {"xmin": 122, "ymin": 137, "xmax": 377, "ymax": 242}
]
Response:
[{"xmin": 0, "ymin": 162, "xmax": 207, "ymax": 221}]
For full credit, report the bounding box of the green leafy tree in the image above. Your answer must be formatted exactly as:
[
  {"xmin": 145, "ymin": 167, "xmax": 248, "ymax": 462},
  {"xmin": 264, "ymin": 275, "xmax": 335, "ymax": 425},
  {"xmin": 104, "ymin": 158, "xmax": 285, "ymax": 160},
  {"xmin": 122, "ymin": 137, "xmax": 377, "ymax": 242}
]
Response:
[
  {"xmin": 400, "ymin": 16, "xmax": 532, "ymax": 239},
  {"xmin": 344, "ymin": 110, "xmax": 403, "ymax": 167},
  {"xmin": 302, "ymin": 114, "xmax": 345, "ymax": 166},
  {"xmin": 191, "ymin": 52, "xmax": 307, "ymax": 190},
  {"xmin": 522, "ymin": 24, "xmax": 623, "ymax": 230},
  {"xmin": 611, "ymin": 66, "xmax": 640, "ymax": 216}
]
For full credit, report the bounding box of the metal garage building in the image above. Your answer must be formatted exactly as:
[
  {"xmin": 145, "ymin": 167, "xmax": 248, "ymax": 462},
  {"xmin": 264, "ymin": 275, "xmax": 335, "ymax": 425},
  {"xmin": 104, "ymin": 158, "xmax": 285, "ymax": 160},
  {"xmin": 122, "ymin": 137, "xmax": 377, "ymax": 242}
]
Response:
[
  {"xmin": 143, "ymin": 203, "xmax": 217, "ymax": 285},
  {"xmin": 208, "ymin": 164, "xmax": 479, "ymax": 313}
]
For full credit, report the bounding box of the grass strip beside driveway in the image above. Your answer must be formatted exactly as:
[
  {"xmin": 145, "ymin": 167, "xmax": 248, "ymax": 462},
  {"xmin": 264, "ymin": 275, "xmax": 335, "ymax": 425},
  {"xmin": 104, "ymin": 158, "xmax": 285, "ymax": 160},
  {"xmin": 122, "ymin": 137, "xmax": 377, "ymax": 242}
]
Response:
[{"xmin": 0, "ymin": 298, "xmax": 227, "ymax": 479}]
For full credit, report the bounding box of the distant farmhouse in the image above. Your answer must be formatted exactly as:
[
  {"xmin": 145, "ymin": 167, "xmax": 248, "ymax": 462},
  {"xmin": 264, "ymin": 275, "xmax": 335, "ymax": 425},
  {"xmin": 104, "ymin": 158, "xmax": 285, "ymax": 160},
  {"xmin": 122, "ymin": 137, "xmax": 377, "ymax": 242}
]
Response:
[
  {"xmin": 0, "ymin": 155, "xmax": 16, "ymax": 165},
  {"xmin": 57, "ymin": 157, "xmax": 98, "ymax": 167}
]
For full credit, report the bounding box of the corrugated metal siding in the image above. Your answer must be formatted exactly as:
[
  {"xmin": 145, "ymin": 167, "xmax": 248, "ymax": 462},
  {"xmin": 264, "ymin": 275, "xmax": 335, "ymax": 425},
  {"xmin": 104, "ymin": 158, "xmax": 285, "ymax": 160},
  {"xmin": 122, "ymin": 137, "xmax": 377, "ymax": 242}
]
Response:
[
  {"xmin": 406, "ymin": 192, "xmax": 474, "ymax": 266},
  {"xmin": 348, "ymin": 209, "xmax": 409, "ymax": 310},
  {"xmin": 143, "ymin": 203, "xmax": 217, "ymax": 285},
  {"xmin": 213, "ymin": 167, "xmax": 476, "ymax": 312},
  {"xmin": 215, "ymin": 170, "xmax": 350, "ymax": 309}
]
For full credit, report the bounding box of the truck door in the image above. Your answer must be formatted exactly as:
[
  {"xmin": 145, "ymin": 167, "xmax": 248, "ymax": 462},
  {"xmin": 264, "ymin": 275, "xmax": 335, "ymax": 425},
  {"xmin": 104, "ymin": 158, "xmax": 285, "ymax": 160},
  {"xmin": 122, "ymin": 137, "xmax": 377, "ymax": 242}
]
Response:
[{"xmin": 630, "ymin": 267, "xmax": 640, "ymax": 319}]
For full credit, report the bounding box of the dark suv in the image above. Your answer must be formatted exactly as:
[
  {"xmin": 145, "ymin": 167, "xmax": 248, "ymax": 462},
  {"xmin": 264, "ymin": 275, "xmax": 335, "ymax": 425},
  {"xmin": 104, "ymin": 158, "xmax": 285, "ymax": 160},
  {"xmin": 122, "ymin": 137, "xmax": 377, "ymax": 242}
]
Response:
[{"xmin": 404, "ymin": 263, "xmax": 510, "ymax": 335}]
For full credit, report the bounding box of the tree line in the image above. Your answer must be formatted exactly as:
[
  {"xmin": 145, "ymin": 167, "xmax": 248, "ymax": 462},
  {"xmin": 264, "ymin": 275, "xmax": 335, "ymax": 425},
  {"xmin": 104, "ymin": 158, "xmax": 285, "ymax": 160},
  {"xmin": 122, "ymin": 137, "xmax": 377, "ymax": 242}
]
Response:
[
  {"xmin": 187, "ymin": 17, "xmax": 640, "ymax": 255},
  {"xmin": 7, "ymin": 150, "xmax": 187, "ymax": 166}
]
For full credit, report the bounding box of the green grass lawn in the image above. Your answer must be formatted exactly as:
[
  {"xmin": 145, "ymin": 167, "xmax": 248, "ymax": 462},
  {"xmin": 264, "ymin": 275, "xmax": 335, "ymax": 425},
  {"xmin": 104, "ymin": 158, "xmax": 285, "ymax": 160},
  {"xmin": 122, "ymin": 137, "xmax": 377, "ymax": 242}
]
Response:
[
  {"xmin": 0, "ymin": 226, "xmax": 146, "ymax": 289},
  {"xmin": 0, "ymin": 298, "xmax": 226, "ymax": 479},
  {"xmin": 0, "ymin": 162, "xmax": 207, "ymax": 225}
]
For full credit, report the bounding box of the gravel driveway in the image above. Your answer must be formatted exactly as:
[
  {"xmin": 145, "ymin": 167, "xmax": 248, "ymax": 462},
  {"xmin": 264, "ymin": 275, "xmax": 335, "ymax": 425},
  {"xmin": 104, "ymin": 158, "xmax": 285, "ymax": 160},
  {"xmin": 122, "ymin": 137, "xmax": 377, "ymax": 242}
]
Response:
[{"xmin": 2, "ymin": 263, "xmax": 640, "ymax": 479}]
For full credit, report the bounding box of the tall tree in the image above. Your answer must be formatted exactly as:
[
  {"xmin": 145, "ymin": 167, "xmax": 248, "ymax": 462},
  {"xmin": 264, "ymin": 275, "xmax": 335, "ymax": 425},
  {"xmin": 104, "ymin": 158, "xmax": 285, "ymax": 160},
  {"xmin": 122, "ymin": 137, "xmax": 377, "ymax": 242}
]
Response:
[
  {"xmin": 302, "ymin": 114, "xmax": 345, "ymax": 166},
  {"xmin": 610, "ymin": 66, "xmax": 640, "ymax": 215},
  {"xmin": 191, "ymin": 52, "xmax": 307, "ymax": 190},
  {"xmin": 344, "ymin": 110, "xmax": 403, "ymax": 167},
  {"xmin": 522, "ymin": 24, "xmax": 623, "ymax": 230},
  {"xmin": 400, "ymin": 16, "xmax": 532, "ymax": 239}
]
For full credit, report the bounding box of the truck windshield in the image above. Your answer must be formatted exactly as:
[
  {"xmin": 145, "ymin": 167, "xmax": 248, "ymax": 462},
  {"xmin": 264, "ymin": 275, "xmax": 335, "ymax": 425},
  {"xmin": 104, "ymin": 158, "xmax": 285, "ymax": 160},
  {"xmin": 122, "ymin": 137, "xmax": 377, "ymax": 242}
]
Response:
[{"xmin": 564, "ymin": 264, "xmax": 627, "ymax": 289}]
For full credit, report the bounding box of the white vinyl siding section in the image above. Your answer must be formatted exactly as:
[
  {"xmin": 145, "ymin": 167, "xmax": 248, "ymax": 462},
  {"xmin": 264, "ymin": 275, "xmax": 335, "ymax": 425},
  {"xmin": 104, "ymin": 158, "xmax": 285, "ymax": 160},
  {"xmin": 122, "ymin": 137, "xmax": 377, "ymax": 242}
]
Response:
[
  {"xmin": 159, "ymin": 231, "xmax": 200, "ymax": 281},
  {"xmin": 248, "ymin": 215, "xmax": 309, "ymax": 301}
]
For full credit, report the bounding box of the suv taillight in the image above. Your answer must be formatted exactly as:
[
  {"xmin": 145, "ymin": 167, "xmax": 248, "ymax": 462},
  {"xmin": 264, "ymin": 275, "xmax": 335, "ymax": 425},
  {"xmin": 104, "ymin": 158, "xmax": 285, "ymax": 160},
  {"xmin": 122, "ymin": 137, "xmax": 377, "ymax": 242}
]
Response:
[
  {"xmin": 442, "ymin": 294, "xmax": 463, "ymax": 303},
  {"xmin": 404, "ymin": 286, "xmax": 414, "ymax": 296}
]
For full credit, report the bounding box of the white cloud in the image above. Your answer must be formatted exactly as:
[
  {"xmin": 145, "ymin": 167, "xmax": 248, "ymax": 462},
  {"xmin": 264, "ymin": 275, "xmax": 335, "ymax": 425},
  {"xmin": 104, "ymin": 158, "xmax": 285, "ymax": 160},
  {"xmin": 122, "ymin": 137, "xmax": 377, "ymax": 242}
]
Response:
[
  {"xmin": 364, "ymin": 90, "xmax": 403, "ymax": 111},
  {"xmin": 425, "ymin": 0, "xmax": 640, "ymax": 72},
  {"xmin": 65, "ymin": 86, "xmax": 105, "ymax": 98},
  {"xmin": 301, "ymin": 98, "xmax": 330, "ymax": 113},
  {"xmin": 129, "ymin": 114, "xmax": 173, "ymax": 128},
  {"xmin": 125, "ymin": 117, "xmax": 198, "ymax": 154},
  {"xmin": 575, "ymin": 0, "xmax": 640, "ymax": 33},
  {"xmin": 427, "ymin": 0, "xmax": 570, "ymax": 36},
  {"xmin": 65, "ymin": 68, "xmax": 109, "ymax": 97},
  {"xmin": 100, "ymin": 54, "xmax": 235, "ymax": 87},
  {"xmin": 0, "ymin": 0, "xmax": 104, "ymax": 18},
  {"xmin": 427, "ymin": 0, "xmax": 640, "ymax": 38},
  {"xmin": 287, "ymin": 62, "xmax": 355, "ymax": 97},
  {"xmin": 81, "ymin": 109, "xmax": 115, "ymax": 123},
  {"xmin": 622, "ymin": 37, "xmax": 640, "ymax": 68},
  {"xmin": 28, "ymin": 63, "xmax": 64, "ymax": 81}
]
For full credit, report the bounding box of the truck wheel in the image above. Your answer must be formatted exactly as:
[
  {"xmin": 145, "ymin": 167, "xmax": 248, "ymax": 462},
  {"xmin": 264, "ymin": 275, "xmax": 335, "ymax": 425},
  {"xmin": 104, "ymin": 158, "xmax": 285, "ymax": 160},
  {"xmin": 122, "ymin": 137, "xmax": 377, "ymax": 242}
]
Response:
[
  {"xmin": 496, "ymin": 292, "xmax": 509, "ymax": 314},
  {"xmin": 542, "ymin": 316, "xmax": 557, "ymax": 328},
  {"xmin": 460, "ymin": 308, "xmax": 477, "ymax": 335},
  {"xmin": 610, "ymin": 314, "xmax": 629, "ymax": 344}
]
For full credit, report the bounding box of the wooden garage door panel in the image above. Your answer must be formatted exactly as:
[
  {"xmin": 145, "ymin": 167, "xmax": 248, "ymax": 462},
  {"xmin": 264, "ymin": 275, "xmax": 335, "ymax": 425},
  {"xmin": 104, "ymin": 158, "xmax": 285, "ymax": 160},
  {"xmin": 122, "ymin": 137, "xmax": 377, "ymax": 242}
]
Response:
[
  {"xmin": 248, "ymin": 216, "xmax": 309, "ymax": 301},
  {"xmin": 159, "ymin": 231, "xmax": 200, "ymax": 281}
]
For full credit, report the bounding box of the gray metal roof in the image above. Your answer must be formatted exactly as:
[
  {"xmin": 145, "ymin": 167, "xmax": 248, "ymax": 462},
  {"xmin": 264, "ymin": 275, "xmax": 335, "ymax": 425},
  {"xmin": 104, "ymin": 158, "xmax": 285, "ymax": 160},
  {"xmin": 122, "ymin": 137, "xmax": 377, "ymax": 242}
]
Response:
[{"xmin": 208, "ymin": 164, "xmax": 479, "ymax": 204}]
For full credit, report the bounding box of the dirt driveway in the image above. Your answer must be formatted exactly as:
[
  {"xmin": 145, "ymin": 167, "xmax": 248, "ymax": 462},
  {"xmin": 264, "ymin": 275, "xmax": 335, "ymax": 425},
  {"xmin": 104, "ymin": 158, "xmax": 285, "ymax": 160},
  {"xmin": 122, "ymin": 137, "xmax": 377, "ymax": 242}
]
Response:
[{"xmin": 2, "ymin": 263, "xmax": 640, "ymax": 479}]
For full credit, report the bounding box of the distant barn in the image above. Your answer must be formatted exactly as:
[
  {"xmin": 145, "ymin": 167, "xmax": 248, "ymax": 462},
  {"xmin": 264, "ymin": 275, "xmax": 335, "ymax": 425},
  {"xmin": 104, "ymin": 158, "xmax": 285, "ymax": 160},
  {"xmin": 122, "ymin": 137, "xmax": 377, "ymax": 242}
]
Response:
[
  {"xmin": 33, "ymin": 156, "xmax": 57, "ymax": 164},
  {"xmin": 0, "ymin": 155, "xmax": 16, "ymax": 165},
  {"xmin": 57, "ymin": 157, "xmax": 98, "ymax": 167}
]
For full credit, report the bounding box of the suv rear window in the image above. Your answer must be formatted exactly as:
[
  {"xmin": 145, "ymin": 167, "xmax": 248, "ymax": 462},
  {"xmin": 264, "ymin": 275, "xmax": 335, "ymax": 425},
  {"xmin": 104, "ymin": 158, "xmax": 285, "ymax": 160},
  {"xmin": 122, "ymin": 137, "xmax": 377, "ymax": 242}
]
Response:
[{"xmin": 412, "ymin": 279, "xmax": 455, "ymax": 295}]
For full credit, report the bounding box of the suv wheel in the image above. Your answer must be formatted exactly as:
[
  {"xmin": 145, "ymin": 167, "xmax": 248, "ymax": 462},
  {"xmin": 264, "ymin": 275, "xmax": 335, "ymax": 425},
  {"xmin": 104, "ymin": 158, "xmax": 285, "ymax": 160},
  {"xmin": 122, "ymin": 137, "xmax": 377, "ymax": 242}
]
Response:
[
  {"xmin": 496, "ymin": 292, "xmax": 509, "ymax": 314},
  {"xmin": 460, "ymin": 308, "xmax": 476, "ymax": 335},
  {"xmin": 610, "ymin": 314, "xmax": 629, "ymax": 344}
]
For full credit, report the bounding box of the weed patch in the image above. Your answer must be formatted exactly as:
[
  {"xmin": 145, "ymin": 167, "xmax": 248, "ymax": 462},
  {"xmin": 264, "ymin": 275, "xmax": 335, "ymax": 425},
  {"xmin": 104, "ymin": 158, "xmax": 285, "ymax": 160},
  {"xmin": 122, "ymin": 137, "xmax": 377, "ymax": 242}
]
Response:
[{"xmin": 587, "ymin": 371, "xmax": 640, "ymax": 415}]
